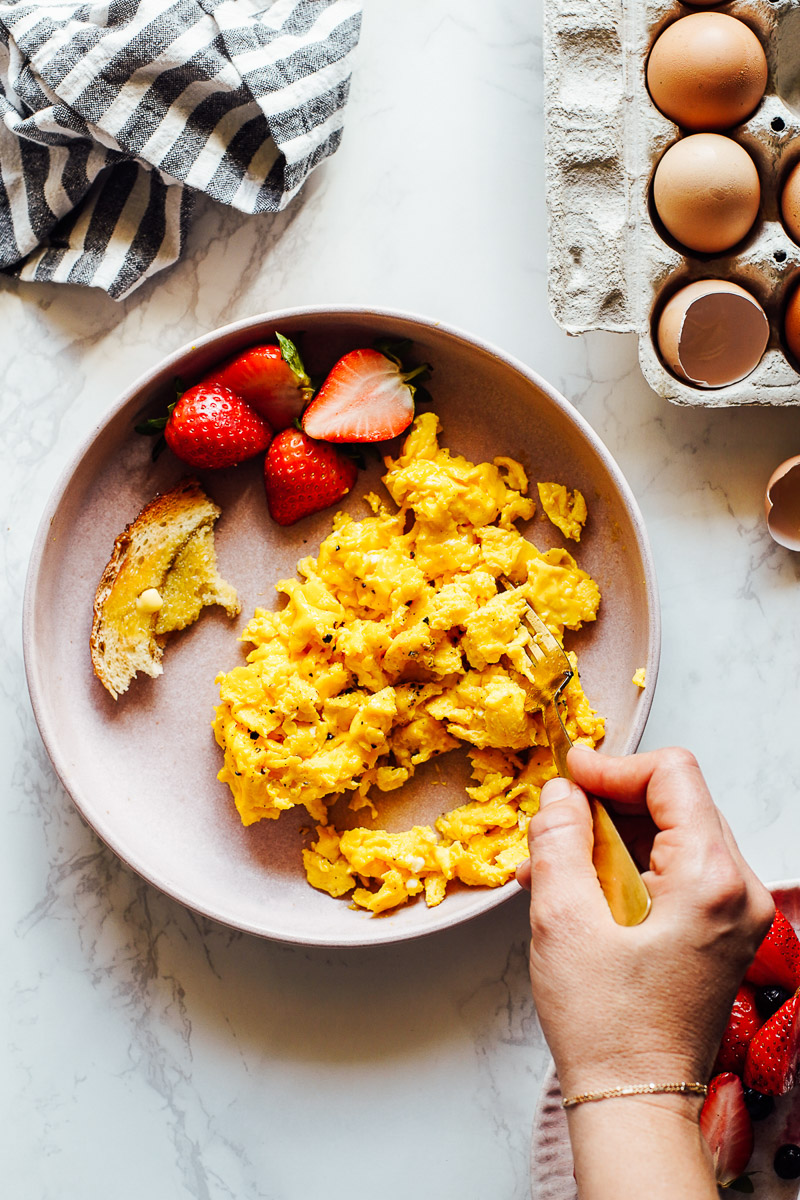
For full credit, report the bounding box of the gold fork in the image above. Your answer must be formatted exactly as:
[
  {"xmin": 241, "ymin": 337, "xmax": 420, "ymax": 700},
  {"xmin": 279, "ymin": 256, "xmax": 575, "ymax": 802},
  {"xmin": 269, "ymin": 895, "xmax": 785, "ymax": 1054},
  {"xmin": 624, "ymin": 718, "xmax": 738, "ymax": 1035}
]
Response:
[{"xmin": 501, "ymin": 582, "xmax": 651, "ymax": 926}]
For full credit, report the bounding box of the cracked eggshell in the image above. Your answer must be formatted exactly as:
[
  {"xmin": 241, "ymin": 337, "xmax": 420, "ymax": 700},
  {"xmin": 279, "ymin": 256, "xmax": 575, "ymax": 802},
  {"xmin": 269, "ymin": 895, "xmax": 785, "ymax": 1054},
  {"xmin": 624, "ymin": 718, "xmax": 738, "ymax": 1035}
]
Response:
[
  {"xmin": 765, "ymin": 455, "xmax": 800, "ymax": 551},
  {"xmin": 657, "ymin": 279, "xmax": 769, "ymax": 387}
]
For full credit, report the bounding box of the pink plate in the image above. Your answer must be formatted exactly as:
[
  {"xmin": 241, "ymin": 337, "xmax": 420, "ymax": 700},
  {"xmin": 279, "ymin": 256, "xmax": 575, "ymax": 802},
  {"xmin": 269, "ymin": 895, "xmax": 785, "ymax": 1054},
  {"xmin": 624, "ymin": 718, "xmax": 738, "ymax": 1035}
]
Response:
[
  {"xmin": 23, "ymin": 306, "xmax": 660, "ymax": 947},
  {"xmin": 530, "ymin": 882, "xmax": 800, "ymax": 1199}
]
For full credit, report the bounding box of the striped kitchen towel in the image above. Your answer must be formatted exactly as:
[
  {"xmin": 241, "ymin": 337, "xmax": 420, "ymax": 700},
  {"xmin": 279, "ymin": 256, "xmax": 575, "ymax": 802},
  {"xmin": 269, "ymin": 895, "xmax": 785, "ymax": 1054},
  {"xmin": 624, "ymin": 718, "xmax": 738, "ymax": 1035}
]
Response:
[{"xmin": 0, "ymin": 0, "xmax": 362, "ymax": 299}]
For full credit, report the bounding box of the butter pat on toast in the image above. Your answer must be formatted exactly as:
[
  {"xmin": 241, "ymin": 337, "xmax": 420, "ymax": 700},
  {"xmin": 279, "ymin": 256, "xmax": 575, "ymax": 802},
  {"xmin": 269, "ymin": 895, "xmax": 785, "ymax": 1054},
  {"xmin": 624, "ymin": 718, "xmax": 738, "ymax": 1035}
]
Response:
[{"xmin": 91, "ymin": 479, "xmax": 239, "ymax": 699}]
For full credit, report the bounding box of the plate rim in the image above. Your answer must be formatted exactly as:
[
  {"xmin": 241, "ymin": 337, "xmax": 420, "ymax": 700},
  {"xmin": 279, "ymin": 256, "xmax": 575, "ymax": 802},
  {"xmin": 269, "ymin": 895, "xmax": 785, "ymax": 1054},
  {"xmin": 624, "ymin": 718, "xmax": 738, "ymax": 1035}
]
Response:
[{"xmin": 22, "ymin": 304, "xmax": 662, "ymax": 947}]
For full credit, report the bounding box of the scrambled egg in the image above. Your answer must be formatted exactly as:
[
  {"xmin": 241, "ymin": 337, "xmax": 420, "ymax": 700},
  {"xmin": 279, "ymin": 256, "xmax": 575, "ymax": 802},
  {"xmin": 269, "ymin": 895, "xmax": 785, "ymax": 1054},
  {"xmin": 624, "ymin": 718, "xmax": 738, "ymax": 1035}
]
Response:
[
  {"xmin": 538, "ymin": 482, "xmax": 588, "ymax": 542},
  {"xmin": 214, "ymin": 414, "xmax": 604, "ymax": 915},
  {"xmin": 632, "ymin": 667, "xmax": 646, "ymax": 689}
]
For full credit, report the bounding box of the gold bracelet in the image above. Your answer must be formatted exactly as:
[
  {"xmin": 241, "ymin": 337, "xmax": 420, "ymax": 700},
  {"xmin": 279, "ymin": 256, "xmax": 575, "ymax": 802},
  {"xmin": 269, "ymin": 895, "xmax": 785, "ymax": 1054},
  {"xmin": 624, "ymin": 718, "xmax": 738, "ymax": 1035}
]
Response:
[{"xmin": 561, "ymin": 1082, "xmax": 708, "ymax": 1109}]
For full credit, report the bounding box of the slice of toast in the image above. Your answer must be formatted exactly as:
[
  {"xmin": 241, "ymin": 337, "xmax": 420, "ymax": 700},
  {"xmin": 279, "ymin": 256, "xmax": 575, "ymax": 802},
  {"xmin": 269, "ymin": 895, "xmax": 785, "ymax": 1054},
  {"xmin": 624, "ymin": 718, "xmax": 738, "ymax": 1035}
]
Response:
[{"xmin": 90, "ymin": 478, "xmax": 239, "ymax": 699}]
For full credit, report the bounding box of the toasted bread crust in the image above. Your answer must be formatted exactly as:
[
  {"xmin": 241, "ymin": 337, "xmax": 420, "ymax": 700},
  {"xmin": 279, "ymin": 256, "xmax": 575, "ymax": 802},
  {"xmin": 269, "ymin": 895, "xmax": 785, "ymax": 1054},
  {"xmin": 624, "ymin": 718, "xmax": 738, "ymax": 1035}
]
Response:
[{"xmin": 90, "ymin": 478, "xmax": 238, "ymax": 699}]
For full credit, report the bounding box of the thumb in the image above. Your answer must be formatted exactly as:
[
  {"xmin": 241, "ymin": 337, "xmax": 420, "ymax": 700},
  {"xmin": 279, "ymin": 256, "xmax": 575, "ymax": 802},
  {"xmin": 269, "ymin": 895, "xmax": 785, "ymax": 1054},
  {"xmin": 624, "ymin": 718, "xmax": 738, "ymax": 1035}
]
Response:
[{"xmin": 527, "ymin": 777, "xmax": 611, "ymax": 926}]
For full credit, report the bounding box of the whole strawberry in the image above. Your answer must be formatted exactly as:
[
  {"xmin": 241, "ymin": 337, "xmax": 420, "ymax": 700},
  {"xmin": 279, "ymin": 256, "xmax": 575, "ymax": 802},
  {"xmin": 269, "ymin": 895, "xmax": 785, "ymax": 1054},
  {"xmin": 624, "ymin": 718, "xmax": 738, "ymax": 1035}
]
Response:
[
  {"xmin": 744, "ymin": 989, "xmax": 800, "ymax": 1095},
  {"xmin": 264, "ymin": 429, "xmax": 358, "ymax": 526},
  {"xmin": 746, "ymin": 909, "xmax": 800, "ymax": 993},
  {"xmin": 714, "ymin": 983, "xmax": 763, "ymax": 1076},
  {"xmin": 203, "ymin": 333, "xmax": 313, "ymax": 431},
  {"xmin": 164, "ymin": 383, "xmax": 272, "ymax": 469}
]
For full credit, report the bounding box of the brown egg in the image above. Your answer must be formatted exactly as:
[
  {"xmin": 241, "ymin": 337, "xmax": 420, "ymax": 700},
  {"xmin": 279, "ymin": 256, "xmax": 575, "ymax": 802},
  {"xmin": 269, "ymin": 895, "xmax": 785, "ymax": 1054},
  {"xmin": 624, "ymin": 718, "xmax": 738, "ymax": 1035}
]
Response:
[
  {"xmin": 783, "ymin": 280, "xmax": 800, "ymax": 364},
  {"xmin": 780, "ymin": 162, "xmax": 800, "ymax": 245},
  {"xmin": 647, "ymin": 14, "xmax": 767, "ymax": 132},
  {"xmin": 765, "ymin": 456, "xmax": 800, "ymax": 551},
  {"xmin": 657, "ymin": 279, "xmax": 769, "ymax": 386},
  {"xmin": 653, "ymin": 135, "xmax": 760, "ymax": 254}
]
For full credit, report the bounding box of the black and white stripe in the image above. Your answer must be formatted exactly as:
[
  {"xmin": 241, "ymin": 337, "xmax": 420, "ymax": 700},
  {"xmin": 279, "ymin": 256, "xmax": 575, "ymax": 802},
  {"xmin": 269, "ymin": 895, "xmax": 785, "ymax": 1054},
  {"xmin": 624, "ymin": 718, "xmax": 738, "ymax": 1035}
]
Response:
[{"xmin": 0, "ymin": 0, "xmax": 361, "ymax": 298}]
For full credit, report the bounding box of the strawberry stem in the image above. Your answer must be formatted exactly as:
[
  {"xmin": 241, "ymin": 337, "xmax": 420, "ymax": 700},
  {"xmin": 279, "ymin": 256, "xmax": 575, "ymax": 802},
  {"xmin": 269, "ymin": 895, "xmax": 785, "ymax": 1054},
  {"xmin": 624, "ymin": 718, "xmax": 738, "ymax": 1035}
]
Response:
[
  {"xmin": 372, "ymin": 337, "xmax": 433, "ymax": 393},
  {"xmin": 401, "ymin": 362, "xmax": 432, "ymax": 386},
  {"xmin": 726, "ymin": 1174, "xmax": 755, "ymax": 1192}
]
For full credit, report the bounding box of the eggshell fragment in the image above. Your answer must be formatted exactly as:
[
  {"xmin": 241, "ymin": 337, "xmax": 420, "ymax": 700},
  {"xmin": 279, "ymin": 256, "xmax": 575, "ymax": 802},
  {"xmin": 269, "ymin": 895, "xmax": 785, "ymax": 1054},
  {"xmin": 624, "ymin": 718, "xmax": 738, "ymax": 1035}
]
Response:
[
  {"xmin": 647, "ymin": 14, "xmax": 768, "ymax": 133},
  {"xmin": 653, "ymin": 135, "xmax": 760, "ymax": 254},
  {"xmin": 657, "ymin": 280, "xmax": 769, "ymax": 387},
  {"xmin": 765, "ymin": 456, "xmax": 800, "ymax": 551}
]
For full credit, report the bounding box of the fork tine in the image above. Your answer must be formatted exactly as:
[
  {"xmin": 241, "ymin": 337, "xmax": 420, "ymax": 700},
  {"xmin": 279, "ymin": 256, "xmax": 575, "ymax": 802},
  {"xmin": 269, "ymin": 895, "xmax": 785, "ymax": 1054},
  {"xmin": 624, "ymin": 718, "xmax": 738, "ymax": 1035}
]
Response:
[
  {"xmin": 500, "ymin": 578, "xmax": 570, "ymax": 662},
  {"xmin": 518, "ymin": 624, "xmax": 546, "ymax": 664},
  {"xmin": 498, "ymin": 576, "xmax": 573, "ymax": 691},
  {"xmin": 518, "ymin": 602, "xmax": 567, "ymax": 661}
]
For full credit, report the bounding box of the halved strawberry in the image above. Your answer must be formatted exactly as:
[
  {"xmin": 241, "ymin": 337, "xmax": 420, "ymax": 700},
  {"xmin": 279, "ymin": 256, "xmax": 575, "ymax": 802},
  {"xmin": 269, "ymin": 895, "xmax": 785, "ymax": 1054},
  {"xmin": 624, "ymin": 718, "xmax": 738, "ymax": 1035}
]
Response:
[
  {"xmin": 714, "ymin": 984, "xmax": 763, "ymax": 1076},
  {"xmin": 700, "ymin": 1073, "xmax": 754, "ymax": 1187},
  {"xmin": 744, "ymin": 989, "xmax": 800, "ymax": 1096},
  {"xmin": 302, "ymin": 344, "xmax": 431, "ymax": 443},
  {"xmin": 264, "ymin": 428, "xmax": 358, "ymax": 525},
  {"xmin": 203, "ymin": 333, "xmax": 313, "ymax": 431},
  {"xmin": 745, "ymin": 909, "xmax": 800, "ymax": 992}
]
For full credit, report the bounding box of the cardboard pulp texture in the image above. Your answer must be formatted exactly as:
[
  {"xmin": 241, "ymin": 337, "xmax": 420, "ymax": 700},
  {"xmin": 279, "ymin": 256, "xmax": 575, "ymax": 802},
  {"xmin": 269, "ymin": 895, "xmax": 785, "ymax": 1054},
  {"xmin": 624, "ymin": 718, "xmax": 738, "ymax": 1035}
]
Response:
[{"xmin": 544, "ymin": 0, "xmax": 800, "ymax": 406}]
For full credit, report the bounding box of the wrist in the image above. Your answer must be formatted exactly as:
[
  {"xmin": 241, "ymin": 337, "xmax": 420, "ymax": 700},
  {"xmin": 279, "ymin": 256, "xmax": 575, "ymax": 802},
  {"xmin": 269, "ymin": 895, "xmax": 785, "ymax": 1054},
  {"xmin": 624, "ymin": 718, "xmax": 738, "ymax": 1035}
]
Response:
[
  {"xmin": 567, "ymin": 1092, "xmax": 716, "ymax": 1200},
  {"xmin": 566, "ymin": 1088, "xmax": 705, "ymax": 1127}
]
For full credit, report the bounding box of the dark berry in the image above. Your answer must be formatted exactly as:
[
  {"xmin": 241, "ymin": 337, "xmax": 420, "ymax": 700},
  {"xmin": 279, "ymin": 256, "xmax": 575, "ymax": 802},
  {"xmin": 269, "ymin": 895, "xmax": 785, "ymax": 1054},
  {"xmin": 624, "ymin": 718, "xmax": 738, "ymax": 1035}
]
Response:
[
  {"xmin": 756, "ymin": 985, "xmax": 792, "ymax": 1020},
  {"xmin": 774, "ymin": 1144, "xmax": 800, "ymax": 1180},
  {"xmin": 743, "ymin": 1086, "xmax": 774, "ymax": 1121}
]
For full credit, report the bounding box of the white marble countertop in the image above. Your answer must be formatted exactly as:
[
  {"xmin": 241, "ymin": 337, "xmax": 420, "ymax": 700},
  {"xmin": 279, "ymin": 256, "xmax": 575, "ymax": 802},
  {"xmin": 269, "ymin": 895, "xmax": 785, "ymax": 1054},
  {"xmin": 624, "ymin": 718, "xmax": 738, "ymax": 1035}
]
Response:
[{"xmin": 3, "ymin": 2, "xmax": 800, "ymax": 1197}]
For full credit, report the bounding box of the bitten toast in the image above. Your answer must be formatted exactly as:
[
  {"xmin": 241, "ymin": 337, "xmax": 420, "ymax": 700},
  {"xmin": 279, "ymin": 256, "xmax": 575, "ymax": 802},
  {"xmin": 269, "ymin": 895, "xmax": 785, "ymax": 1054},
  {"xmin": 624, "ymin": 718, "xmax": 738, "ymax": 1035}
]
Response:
[{"xmin": 91, "ymin": 479, "xmax": 239, "ymax": 699}]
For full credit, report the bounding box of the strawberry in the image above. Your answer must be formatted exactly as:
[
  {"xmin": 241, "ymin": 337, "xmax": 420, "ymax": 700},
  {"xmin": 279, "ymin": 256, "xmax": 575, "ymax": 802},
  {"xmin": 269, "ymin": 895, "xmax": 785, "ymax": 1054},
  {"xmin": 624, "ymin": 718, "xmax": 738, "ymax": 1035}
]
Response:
[
  {"xmin": 264, "ymin": 428, "xmax": 358, "ymax": 525},
  {"xmin": 302, "ymin": 343, "xmax": 431, "ymax": 443},
  {"xmin": 202, "ymin": 333, "xmax": 313, "ymax": 431},
  {"xmin": 162, "ymin": 383, "xmax": 272, "ymax": 469},
  {"xmin": 700, "ymin": 1073, "xmax": 754, "ymax": 1187},
  {"xmin": 744, "ymin": 989, "xmax": 800, "ymax": 1096},
  {"xmin": 714, "ymin": 984, "xmax": 763, "ymax": 1076},
  {"xmin": 745, "ymin": 909, "xmax": 800, "ymax": 992}
]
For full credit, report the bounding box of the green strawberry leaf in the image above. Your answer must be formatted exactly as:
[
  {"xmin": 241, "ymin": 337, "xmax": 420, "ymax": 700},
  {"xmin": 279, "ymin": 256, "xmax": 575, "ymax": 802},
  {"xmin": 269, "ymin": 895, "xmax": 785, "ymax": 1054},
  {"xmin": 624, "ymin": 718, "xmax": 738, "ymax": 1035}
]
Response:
[
  {"xmin": 134, "ymin": 415, "xmax": 168, "ymax": 434},
  {"xmin": 414, "ymin": 384, "xmax": 434, "ymax": 406},
  {"xmin": 276, "ymin": 331, "xmax": 311, "ymax": 389},
  {"xmin": 373, "ymin": 337, "xmax": 411, "ymax": 366},
  {"xmin": 135, "ymin": 396, "xmax": 178, "ymax": 437},
  {"xmin": 372, "ymin": 337, "xmax": 433, "ymax": 396}
]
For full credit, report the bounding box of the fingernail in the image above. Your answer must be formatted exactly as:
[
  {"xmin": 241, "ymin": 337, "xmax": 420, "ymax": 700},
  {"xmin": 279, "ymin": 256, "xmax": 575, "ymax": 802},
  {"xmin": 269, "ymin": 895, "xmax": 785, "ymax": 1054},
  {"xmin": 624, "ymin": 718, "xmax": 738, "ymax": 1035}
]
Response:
[
  {"xmin": 568, "ymin": 744, "xmax": 596, "ymax": 757},
  {"xmin": 539, "ymin": 777, "xmax": 574, "ymax": 807}
]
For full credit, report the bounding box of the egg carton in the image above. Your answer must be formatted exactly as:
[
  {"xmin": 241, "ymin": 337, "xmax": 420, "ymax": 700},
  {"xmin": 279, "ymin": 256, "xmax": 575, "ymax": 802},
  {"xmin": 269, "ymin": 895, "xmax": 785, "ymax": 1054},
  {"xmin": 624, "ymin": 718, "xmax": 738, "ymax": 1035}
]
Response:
[{"xmin": 544, "ymin": 0, "xmax": 800, "ymax": 406}]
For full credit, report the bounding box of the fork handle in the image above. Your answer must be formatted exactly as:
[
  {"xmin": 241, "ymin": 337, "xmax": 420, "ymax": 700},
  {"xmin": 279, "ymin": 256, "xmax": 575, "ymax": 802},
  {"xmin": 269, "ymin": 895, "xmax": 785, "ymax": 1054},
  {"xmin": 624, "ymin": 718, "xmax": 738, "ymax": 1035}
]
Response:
[{"xmin": 542, "ymin": 703, "xmax": 651, "ymax": 927}]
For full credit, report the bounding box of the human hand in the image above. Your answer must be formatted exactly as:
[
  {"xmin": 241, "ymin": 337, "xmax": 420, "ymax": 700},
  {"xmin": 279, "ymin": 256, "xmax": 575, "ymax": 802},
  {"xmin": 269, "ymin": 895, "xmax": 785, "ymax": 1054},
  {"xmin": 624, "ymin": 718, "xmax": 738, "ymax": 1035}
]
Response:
[{"xmin": 517, "ymin": 746, "xmax": 774, "ymax": 1102}]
